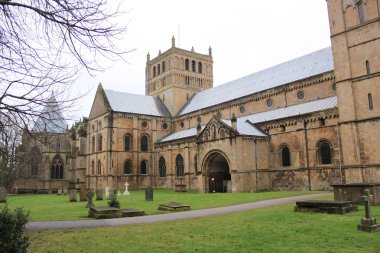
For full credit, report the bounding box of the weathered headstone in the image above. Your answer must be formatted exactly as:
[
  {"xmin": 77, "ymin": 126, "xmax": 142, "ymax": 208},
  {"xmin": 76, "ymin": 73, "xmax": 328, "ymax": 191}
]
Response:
[
  {"xmin": 86, "ymin": 191, "xmax": 94, "ymax": 208},
  {"xmin": 79, "ymin": 187, "xmax": 87, "ymax": 202},
  {"xmin": 57, "ymin": 188, "xmax": 63, "ymax": 195},
  {"xmin": 69, "ymin": 189, "xmax": 77, "ymax": 202},
  {"xmin": 123, "ymin": 182, "xmax": 130, "ymax": 196},
  {"xmin": 145, "ymin": 186, "xmax": 153, "ymax": 201},
  {"xmin": 0, "ymin": 187, "xmax": 7, "ymax": 203},
  {"xmin": 108, "ymin": 189, "xmax": 115, "ymax": 200},
  {"xmin": 117, "ymin": 190, "xmax": 122, "ymax": 196},
  {"xmin": 63, "ymin": 188, "xmax": 68, "ymax": 195},
  {"xmin": 105, "ymin": 186, "xmax": 110, "ymax": 199},
  {"xmin": 226, "ymin": 181, "xmax": 232, "ymax": 193},
  {"xmin": 358, "ymin": 189, "xmax": 380, "ymax": 232},
  {"xmin": 96, "ymin": 190, "xmax": 103, "ymax": 200}
]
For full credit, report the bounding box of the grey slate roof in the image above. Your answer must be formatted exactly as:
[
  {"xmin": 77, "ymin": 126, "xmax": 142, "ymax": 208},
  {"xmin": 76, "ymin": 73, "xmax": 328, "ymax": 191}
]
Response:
[
  {"xmin": 158, "ymin": 96, "xmax": 337, "ymax": 143},
  {"xmin": 104, "ymin": 90, "xmax": 171, "ymax": 117},
  {"xmin": 32, "ymin": 95, "xmax": 67, "ymax": 134},
  {"xmin": 179, "ymin": 47, "xmax": 333, "ymax": 115},
  {"xmin": 241, "ymin": 96, "xmax": 337, "ymax": 124}
]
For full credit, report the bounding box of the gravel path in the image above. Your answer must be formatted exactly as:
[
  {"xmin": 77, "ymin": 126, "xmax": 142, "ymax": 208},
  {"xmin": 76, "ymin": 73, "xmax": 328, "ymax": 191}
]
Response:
[{"xmin": 26, "ymin": 193, "xmax": 331, "ymax": 230}]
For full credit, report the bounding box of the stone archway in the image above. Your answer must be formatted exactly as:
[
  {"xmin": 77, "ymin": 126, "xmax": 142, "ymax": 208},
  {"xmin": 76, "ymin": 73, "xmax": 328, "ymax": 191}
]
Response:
[{"xmin": 203, "ymin": 152, "xmax": 231, "ymax": 193}]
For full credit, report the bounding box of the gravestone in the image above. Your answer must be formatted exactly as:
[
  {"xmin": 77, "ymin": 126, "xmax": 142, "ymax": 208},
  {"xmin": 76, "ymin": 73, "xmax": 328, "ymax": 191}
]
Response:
[
  {"xmin": 358, "ymin": 189, "xmax": 380, "ymax": 232},
  {"xmin": 63, "ymin": 188, "xmax": 68, "ymax": 195},
  {"xmin": 117, "ymin": 190, "xmax": 122, "ymax": 196},
  {"xmin": 105, "ymin": 186, "xmax": 110, "ymax": 199},
  {"xmin": 145, "ymin": 186, "xmax": 153, "ymax": 201},
  {"xmin": 86, "ymin": 191, "xmax": 94, "ymax": 208},
  {"xmin": 158, "ymin": 202, "xmax": 191, "ymax": 211},
  {"xmin": 123, "ymin": 182, "xmax": 130, "ymax": 196},
  {"xmin": 57, "ymin": 188, "xmax": 62, "ymax": 195},
  {"xmin": 226, "ymin": 181, "xmax": 232, "ymax": 193},
  {"xmin": 108, "ymin": 189, "xmax": 115, "ymax": 200},
  {"xmin": 0, "ymin": 187, "xmax": 7, "ymax": 203},
  {"xmin": 79, "ymin": 187, "xmax": 87, "ymax": 202},
  {"xmin": 69, "ymin": 189, "xmax": 77, "ymax": 202},
  {"xmin": 96, "ymin": 190, "xmax": 103, "ymax": 200}
]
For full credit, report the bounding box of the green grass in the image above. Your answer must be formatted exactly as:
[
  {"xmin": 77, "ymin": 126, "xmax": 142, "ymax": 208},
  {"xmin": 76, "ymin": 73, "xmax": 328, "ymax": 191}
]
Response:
[
  {"xmin": 27, "ymin": 203, "xmax": 380, "ymax": 253},
  {"xmin": 0, "ymin": 189, "xmax": 323, "ymax": 221}
]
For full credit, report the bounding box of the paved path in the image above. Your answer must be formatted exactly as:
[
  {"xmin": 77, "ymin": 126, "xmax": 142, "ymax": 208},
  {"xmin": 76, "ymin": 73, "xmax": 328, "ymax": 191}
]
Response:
[{"xmin": 26, "ymin": 193, "xmax": 331, "ymax": 230}]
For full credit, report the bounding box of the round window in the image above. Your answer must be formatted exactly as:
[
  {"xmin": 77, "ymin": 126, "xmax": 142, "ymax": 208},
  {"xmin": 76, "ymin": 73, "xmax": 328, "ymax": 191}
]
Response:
[
  {"xmin": 216, "ymin": 112, "xmax": 222, "ymax": 119},
  {"xmin": 266, "ymin": 98, "xmax": 273, "ymax": 108},
  {"xmin": 331, "ymin": 83, "xmax": 337, "ymax": 92},
  {"xmin": 197, "ymin": 117, "xmax": 202, "ymax": 123},
  {"xmin": 180, "ymin": 121, "xmax": 184, "ymax": 128},
  {"xmin": 297, "ymin": 91, "xmax": 305, "ymax": 100},
  {"xmin": 142, "ymin": 121, "xmax": 148, "ymax": 128},
  {"xmin": 239, "ymin": 106, "xmax": 246, "ymax": 114},
  {"xmin": 162, "ymin": 122, "xmax": 168, "ymax": 130}
]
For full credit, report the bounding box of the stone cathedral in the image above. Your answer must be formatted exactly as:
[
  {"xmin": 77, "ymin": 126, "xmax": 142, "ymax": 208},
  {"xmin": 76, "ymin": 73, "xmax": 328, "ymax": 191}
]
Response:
[{"xmin": 13, "ymin": 0, "xmax": 380, "ymax": 193}]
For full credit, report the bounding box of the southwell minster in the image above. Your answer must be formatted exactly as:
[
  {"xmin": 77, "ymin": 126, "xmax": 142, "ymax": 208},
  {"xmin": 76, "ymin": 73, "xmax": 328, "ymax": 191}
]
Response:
[{"xmin": 14, "ymin": 0, "xmax": 380, "ymax": 194}]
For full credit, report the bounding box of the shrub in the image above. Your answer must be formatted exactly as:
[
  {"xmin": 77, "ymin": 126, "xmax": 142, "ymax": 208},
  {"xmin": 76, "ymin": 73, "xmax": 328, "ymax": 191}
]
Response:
[
  {"xmin": 107, "ymin": 194, "xmax": 120, "ymax": 209},
  {"xmin": 0, "ymin": 206, "xmax": 30, "ymax": 253}
]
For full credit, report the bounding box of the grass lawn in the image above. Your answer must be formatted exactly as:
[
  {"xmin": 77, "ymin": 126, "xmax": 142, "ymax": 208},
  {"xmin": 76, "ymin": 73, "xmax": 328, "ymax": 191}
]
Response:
[
  {"xmin": 0, "ymin": 189, "xmax": 324, "ymax": 221},
  {"xmin": 27, "ymin": 202, "xmax": 380, "ymax": 253}
]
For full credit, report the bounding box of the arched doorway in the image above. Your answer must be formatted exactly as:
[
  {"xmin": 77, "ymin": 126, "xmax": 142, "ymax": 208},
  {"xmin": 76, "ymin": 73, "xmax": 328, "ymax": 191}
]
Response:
[{"xmin": 204, "ymin": 152, "xmax": 231, "ymax": 193}]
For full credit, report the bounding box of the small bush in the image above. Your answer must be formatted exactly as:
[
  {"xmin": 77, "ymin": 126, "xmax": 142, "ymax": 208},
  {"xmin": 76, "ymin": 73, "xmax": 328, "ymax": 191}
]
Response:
[
  {"xmin": 107, "ymin": 194, "xmax": 120, "ymax": 209},
  {"xmin": 0, "ymin": 206, "xmax": 30, "ymax": 253}
]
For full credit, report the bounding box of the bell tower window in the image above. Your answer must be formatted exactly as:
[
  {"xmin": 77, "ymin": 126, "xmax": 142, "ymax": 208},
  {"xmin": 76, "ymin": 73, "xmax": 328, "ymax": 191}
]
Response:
[{"xmin": 357, "ymin": 1, "xmax": 365, "ymax": 24}]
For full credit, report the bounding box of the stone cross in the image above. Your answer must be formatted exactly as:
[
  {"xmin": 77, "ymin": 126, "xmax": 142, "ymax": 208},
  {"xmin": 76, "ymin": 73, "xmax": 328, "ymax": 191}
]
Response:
[
  {"xmin": 86, "ymin": 191, "xmax": 94, "ymax": 208},
  {"xmin": 357, "ymin": 188, "xmax": 380, "ymax": 232},
  {"xmin": 362, "ymin": 189, "xmax": 373, "ymax": 220},
  {"xmin": 123, "ymin": 181, "xmax": 130, "ymax": 196}
]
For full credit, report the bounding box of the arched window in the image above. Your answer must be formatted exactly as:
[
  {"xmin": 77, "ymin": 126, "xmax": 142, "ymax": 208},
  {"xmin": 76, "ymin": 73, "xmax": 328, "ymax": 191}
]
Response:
[
  {"xmin": 97, "ymin": 134, "xmax": 102, "ymax": 152},
  {"xmin": 157, "ymin": 64, "xmax": 161, "ymax": 75},
  {"xmin": 153, "ymin": 66, "xmax": 156, "ymax": 77},
  {"xmin": 140, "ymin": 160, "xmax": 148, "ymax": 174},
  {"xmin": 212, "ymin": 125, "xmax": 217, "ymax": 140},
  {"xmin": 319, "ymin": 141, "xmax": 332, "ymax": 165},
  {"xmin": 220, "ymin": 129, "xmax": 226, "ymax": 139},
  {"xmin": 91, "ymin": 136, "xmax": 95, "ymax": 153},
  {"xmin": 198, "ymin": 62, "xmax": 202, "ymax": 73},
  {"xmin": 185, "ymin": 59, "xmax": 189, "ymax": 70},
  {"xmin": 204, "ymin": 131, "xmax": 209, "ymax": 141},
  {"xmin": 124, "ymin": 160, "xmax": 131, "ymax": 175},
  {"xmin": 140, "ymin": 135, "xmax": 148, "ymax": 151},
  {"xmin": 281, "ymin": 146, "xmax": 291, "ymax": 167},
  {"xmin": 366, "ymin": 60, "xmax": 370, "ymax": 75},
  {"xmin": 194, "ymin": 154, "xmax": 198, "ymax": 175},
  {"xmin": 162, "ymin": 61, "xmax": 166, "ymax": 72},
  {"xmin": 192, "ymin": 60, "xmax": 196, "ymax": 72},
  {"xmin": 357, "ymin": 1, "xmax": 365, "ymax": 23},
  {"xmin": 56, "ymin": 138, "xmax": 61, "ymax": 150},
  {"xmin": 97, "ymin": 160, "xmax": 102, "ymax": 175},
  {"xmin": 124, "ymin": 134, "xmax": 131, "ymax": 151},
  {"xmin": 91, "ymin": 160, "xmax": 95, "ymax": 175},
  {"xmin": 51, "ymin": 155, "xmax": 64, "ymax": 179},
  {"xmin": 159, "ymin": 157, "xmax": 166, "ymax": 177},
  {"xmin": 368, "ymin": 93, "xmax": 374, "ymax": 110},
  {"xmin": 176, "ymin": 154, "xmax": 184, "ymax": 177}
]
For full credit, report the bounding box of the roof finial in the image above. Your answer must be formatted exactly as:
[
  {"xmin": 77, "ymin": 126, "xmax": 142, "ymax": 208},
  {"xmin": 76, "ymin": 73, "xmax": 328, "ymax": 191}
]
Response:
[
  {"xmin": 158, "ymin": 50, "xmax": 161, "ymax": 55},
  {"xmin": 172, "ymin": 36, "xmax": 175, "ymax": 47},
  {"xmin": 209, "ymin": 46, "xmax": 212, "ymax": 56},
  {"xmin": 191, "ymin": 46, "xmax": 194, "ymax": 52},
  {"xmin": 147, "ymin": 52, "xmax": 150, "ymax": 62}
]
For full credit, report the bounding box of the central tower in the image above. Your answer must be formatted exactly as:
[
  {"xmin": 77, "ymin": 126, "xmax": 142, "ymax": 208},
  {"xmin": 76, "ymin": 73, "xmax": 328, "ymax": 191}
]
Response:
[{"xmin": 145, "ymin": 37, "xmax": 213, "ymax": 116}]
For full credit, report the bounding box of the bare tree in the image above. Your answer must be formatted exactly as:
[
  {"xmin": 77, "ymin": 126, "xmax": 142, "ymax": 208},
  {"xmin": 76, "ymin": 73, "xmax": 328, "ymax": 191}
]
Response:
[
  {"xmin": 0, "ymin": 0, "xmax": 130, "ymax": 131},
  {"xmin": 0, "ymin": 116, "xmax": 22, "ymax": 191}
]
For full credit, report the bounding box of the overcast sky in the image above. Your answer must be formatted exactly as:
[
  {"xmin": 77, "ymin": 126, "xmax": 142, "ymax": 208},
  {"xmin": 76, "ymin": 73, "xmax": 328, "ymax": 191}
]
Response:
[{"xmin": 73, "ymin": 0, "xmax": 332, "ymax": 121}]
